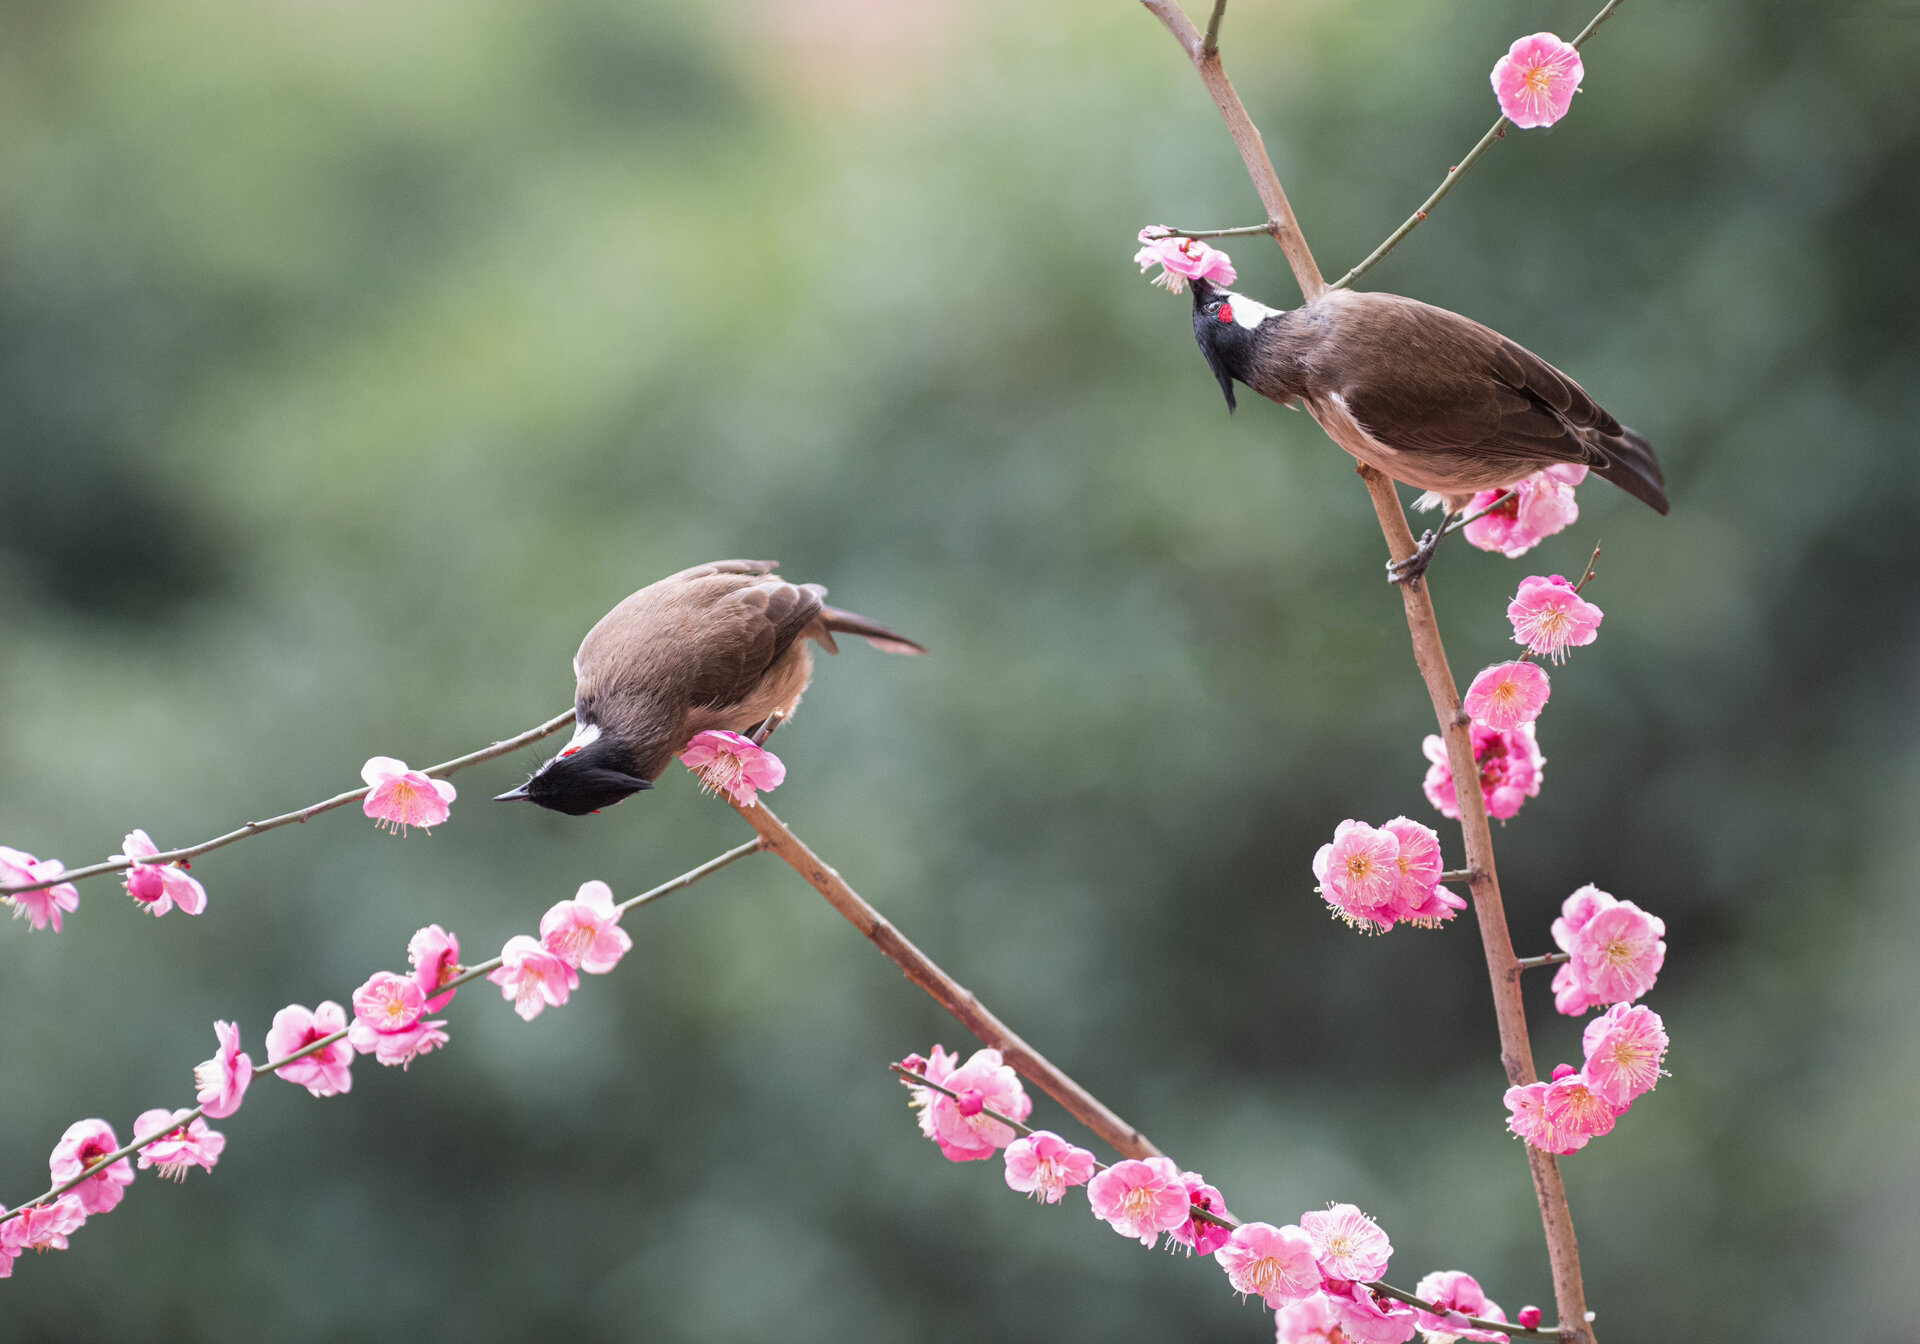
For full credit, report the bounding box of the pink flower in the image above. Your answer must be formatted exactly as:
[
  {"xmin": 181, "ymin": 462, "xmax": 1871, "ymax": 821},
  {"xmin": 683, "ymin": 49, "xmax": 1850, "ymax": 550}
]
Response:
[
  {"xmin": 540, "ymin": 880, "xmax": 633, "ymax": 974},
  {"xmin": 1568, "ymin": 899, "xmax": 1666, "ymax": 1005},
  {"xmin": 1516, "ymin": 1306, "xmax": 1543, "ymax": 1330},
  {"xmin": 1412, "ymin": 1270, "xmax": 1508, "ymax": 1343},
  {"xmin": 1133, "ymin": 230, "xmax": 1238, "ymax": 295},
  {"xmin": 351, "ymin": 971, "xmax": 425, "ymax": 1034},
  {"xmin": 1540, "ymin": 1067, "xmax": 1620, "ymax": 1152},
  {"xmin": 1502, "ymin": 1081, "xmax": 1555, "ymax": 1150},
  {"xmin": 5, "ymin": 1196, "xmax": 86, "ymax": 1254},
  {"xmin": 1381, "ymin": 816, "xmax": 1465, "ymax": 928},
  {"xmin": 1421, "ymin": 723, "xmax": 1544, "ymax": 822},
  {"xmin": 1507, "ymin": 575, "xmax": 1603, "ymax": 664},
  {"xmin": 1462, "ymin": 471, "xmax": 1581, "ymax": 558},
  {"xmin": 351, "ymin": 1016, "xmax": 450, "ymax": 1068},
  {"xmin": 1216, "ymin": 1222, "xmax": 1321, "ymax": 1308},
  {"xmin": 115, "ymin": 830, "xmax": 207, "ymax": 917},
  {"xmin": 1313, "ymin": 821, "xmax": 1403, "ymax": 931},
  {"xmin": 901, "ymin": 1045, "xmax": 962, "ymax": 1143},
  {"xmin": 1087, "ymin": 1156, "xmax": 1191, "ymax": 1246},
  {"xmin": 131, "ymin": 1109, "xmax": 224, "ymax": 1182},
  {"xmin": 193, "ymin": 1020, "xmax": 253, "ymax": 1119},
  {"xmin": 1581, "ymin": 1004, "xmax": 1669, "ymax": 1107},
  {"xmin": 1462, "ymin": 662, "xmax": 1551, "ymax": 732},
  {"xmin": 264, "ymin": 1001, "xmax": 354, "ymax": 1097},
  {"xmin": 49, "ymin": 1120, "xmax": 134, "ymax": 1215},
  {"xmin": 679, "ymin": 730, "xmax": 786, "ymax": 806},
  {"xmin": 360, "ymin": 756, "xmax": 456, "ymax": 834},
  {"xmin": 1331, "ymin": 1282, "xmax": 1420, "ymax": 1344},
  {"xmin": 1302, "ymin": 1203, "xmax": 1393, "ymax": 1283},
  {"xmin": 1491, "ymin": 33, "xmax": 1584, "ymax": 129},
  {"xmin": 1002, "ymin": 1130, "xmax": 1097, "ymax": 1204},
  {"xmin": 1, "ymin": 847, "xmax": 80, "ymax": 933},
  {"xmin": 1170, "ymin": 1171, "xmax": 1234, "ymax": 1257},
  {"xmin": 488, "ymin": 934, "xmax": 579, "ymax": 1021},
  {"xmin": 408, "ymin": 924, "xmax": 464, "ymax": 1011},
  {"xmin": 1274, "ymin": 1293, "xmax": 1349, "ymax": 1344},
  {"xmin": 925, "ymin": 1047, "xmax": 1033, "ymax": 1162}
]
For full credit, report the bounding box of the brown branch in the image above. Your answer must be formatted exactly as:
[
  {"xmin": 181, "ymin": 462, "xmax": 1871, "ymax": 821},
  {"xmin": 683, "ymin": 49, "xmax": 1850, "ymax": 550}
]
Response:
[
  {"xmin": 0, "ymin": 710, "xmax": 578, "ymax": 897},
  {"xmin": 1355, "ymin": 464, "xmax": 1594, "ymax": 1344},
  {"xmin": 1140, "ymin": 1, "xmax": 1326, "ymax": 301},
  {"xmin": 730, "ymin": 797, "xmax": 1163, "ymax": 1159}
]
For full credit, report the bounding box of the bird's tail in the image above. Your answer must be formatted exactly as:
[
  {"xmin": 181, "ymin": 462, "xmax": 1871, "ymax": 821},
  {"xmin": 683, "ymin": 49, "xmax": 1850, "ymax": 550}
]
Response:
[
  {"xmin": 1591, "ymin": 426, "xmax": 1670, "ymax": 515},
  {"xmin": 818, "ymin": 606, "xmax": 929, "ymax": 656}
]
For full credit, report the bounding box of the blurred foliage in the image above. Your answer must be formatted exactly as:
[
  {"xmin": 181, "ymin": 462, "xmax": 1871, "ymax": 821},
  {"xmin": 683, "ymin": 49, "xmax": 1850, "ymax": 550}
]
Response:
[{"xmin": 2, "ymin": 0, "xmax": 1916, "ymax": 1339}]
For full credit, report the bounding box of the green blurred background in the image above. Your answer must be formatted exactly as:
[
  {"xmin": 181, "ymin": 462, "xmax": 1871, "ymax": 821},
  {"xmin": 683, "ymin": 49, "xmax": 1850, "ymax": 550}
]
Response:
[{"xmin": 2, "ymin": 0, "xmax": 1914, "ymax": 1338}]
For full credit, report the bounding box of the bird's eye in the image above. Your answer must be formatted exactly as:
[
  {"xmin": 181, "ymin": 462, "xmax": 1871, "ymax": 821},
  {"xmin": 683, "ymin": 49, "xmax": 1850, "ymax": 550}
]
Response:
[{"xmin": 1207, "ymin": 302, "xmax": 1221, "ymax": 314}]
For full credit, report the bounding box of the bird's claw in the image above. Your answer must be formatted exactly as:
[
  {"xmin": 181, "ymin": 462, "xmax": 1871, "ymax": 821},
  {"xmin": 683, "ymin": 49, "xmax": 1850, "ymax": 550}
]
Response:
[{"xmin": 1387, "ymin": 528, "xmax": 1443, "ymax": 587}]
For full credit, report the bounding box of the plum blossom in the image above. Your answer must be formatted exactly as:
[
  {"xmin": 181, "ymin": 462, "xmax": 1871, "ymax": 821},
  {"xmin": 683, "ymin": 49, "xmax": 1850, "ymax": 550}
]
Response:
[
  {"xmin": 1332, "ymin": 1282, "xmax": 1420, "ymax": 1344},
  {"xmin": 1422, "ymin": 722, "xmax": 1544, "ymax": 822},
  {"xmin": 347, "ymin": 970, "xmax": 449, "ymax": 1067},
  {"xmin": 1462, "ymin": 467, "xmax": 1582, "ymax": 558},
  {"xmin": 1134, "ymin": 228, "xmax": 1238, "ymax": 295},
  {"xmin": 1215, "ymin": 1222, "xmax": 1321, "ymax": 1308},
  {"xmin": 115, "ymin": 830, "xmax": 207, "ymax": 917},
  {"xmin": 1550, "ymin": 886, "xmax": 1665, "ymax": 1013},
  {"xmin": 409, "ymin": 924, "xmax": 463, "ymax": 1011},
  {"xmin": 1541, "ymin": 1065, "xmax": 1620, "ymax": 1151},
  {"xmin": 680, "ymin": 730, "xmax": 786, "ymax": 807},
  {"xmin": 923, "ymin": 1047, "xmax": 1032, "ymax": 1162},
  {"xmin": 1462, "ymin": 662, "xmax": 1551, "ymax": 732},
  {"xmin": 1501, "ymin": 1081, "xmax": 1554, "ymax": 1151},
  {"xmin": 1, "ymin": 847, "xmax": 80, "ymax": 933},
  {"xmin": 1087, "ymin": 1156, "xmax": 1191, "ymax": 1246},
  {"xmin": 1275, "ymin": 1293, "xmax": 1350, "ymax": 1344},
  {"xmin": 1170, "ymin": 1171, "xmax": 1234, "ymax": 1257},
  {"xmin": 131, "ymin": 1109, "xmax": 225, "ymax": 1182},
  {"xmin": 900, "ymin": 1046, "xmax": 962, "ymax": 1144},
  {"xmin": 1314, "ymin": 819, "xmax": 1462, "ymax": 933},
  {"xmin": 352, "ymin": 1016, "xmax": 449, "ymax": 1068},
  {"xmin": 1581, "ymin": 1004, "xmax": 1669, "ymax": 1107},
  {"xmin": 1412, "ymin": 1270, "xmax": 1508, "ymax": 1343},
  {"xmin": 265, "ymin": 1001, "xmax": 354, "ymax": 1097},
  {"xmin": 193, "ymin": 1020, "xmax": 253, "ymax": 1119},
  {"xmin": 4, "ymin": 1196, "xmax": 86, "ymax": 1254},
  {"xmin": 49, "ymin": 1120, "xmax": 134, "ymax": 1214},
  {"xmin": 1302, "ymin": 1203, "xmax": 1393, "ymax": 1283},
  {"xmin": 1507, "ymin": 575, "xmax": 1603, "ymax": 663},
  {"xmin": 1002, "ymin": 1130, "xmax": 1097, "ymax": 1204},
  {"xmin": 360, "ymin": 757, "xmax": 456, "ymax": 834},
  {"xmin": 1382, "ymin": 817, "xmax": 1466, "ymax": 927},
  {"xmin": 540, "ymin": 880, "xmax": 633, "ymax": 974},
  {"xmin": 488, "ymin": 935, "xmax": 579, "ymax": 1021},
  {"xmin": 1516, "ymin": 1307, "xmax": 1543, "ymax": 1330},
  {"xmin": 1491, "ymin": 33, "xmax": 1584, "ymax": 129}
]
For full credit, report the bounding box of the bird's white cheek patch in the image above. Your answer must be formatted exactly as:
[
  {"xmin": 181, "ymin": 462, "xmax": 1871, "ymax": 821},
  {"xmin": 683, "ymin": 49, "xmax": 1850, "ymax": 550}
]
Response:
[
  {"xmin": 559, "ymin": 721, "xmax": 602, "ymax": 759},
  {"xmin": 1230, "ymin": 295, "xmax": 1280, "ymax": 329}
]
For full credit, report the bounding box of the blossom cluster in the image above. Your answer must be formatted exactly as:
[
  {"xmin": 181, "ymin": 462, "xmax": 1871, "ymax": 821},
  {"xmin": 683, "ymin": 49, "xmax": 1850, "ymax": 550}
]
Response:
[
  {"xmin": 1459, "ymin": 465, "xmax": 1586, "ymax": 559},
  {"xmin": 1311, "ymin": 817, "xmax": 1464, "ymax": 933},
  {"xmin": 1549, "ymin": 885, "xmax": 1666, "ymax": 1015},
  {"xmin": 898, "ymin": 1048, "xmax": 1533, "ymax": 1341},
  {"xmin": 1505, "ymin": 1004, "xmax": 1669, "ymax": 1155}
]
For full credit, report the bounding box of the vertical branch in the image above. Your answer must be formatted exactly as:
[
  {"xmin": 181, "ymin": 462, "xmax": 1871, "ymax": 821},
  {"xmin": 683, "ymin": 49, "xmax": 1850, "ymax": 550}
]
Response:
[
  {"xmin": 1141, "ymin": 1, "xmax": 1326, "ymax": 301},
  {"xmin": 727, "ymin": 797, "xmax": 1165, "ymax": 1161},
  {"xmin": 1356, "ymin": 465, "xmax": 1594, "ymax": 1344}
]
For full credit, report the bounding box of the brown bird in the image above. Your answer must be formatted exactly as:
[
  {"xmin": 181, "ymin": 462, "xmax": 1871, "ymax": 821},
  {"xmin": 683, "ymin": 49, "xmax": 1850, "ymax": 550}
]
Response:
[
  {"xmin": 1189, "ymin": 278, "xmax": 1667, "ymax": 580},
  {"xmin": 495, "ymin": 559, "xmax": 926, "ymax": 815}
]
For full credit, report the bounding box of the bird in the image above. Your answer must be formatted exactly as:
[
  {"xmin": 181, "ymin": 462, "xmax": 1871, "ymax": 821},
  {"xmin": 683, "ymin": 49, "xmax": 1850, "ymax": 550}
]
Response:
[
  {"xmin": 1187, "ymin": 277, "xmax": 1667, "ymax": 581},
  {"xmin": 495, "ymin": 559, "xmax": 926, "ymax": 815}
]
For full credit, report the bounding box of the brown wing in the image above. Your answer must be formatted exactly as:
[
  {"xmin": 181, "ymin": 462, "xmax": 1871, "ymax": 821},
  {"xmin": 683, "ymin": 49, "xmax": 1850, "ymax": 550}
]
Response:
[
  {"xmin": 679, "ymin": 575, "xmax": 825, "ymax": 709},
  {"xmin": 1328, "ymin": 293, "xmax": 1616, "ymax": 469}
]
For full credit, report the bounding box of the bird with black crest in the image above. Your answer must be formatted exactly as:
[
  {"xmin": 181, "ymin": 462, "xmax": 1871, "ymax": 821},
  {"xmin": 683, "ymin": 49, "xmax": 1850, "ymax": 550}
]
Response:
[
  {"xmin": 1186, "ymin": 275, "xmax": 1668, "ymax": 581},
  {"xmin": 496, "ymin": 560, "xmax": 926, "ymax": 815}
]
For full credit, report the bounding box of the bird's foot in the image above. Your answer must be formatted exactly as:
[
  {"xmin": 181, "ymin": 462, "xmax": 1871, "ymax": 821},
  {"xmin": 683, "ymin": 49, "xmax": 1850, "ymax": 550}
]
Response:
[{"xmin": 1387, "ymin": 527, "xmax": 1446, "ymax": 587}]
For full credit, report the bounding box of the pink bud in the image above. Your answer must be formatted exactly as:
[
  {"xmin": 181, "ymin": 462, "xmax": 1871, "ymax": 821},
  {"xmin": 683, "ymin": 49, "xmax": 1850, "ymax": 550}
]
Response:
[
  {"xmin": 955, "ymin": 1088, "xmax": 985, "ymax": 1117},
  {"xmin": 1551, "ymin": 1062, "xmax": 1578, "ymax": 1081},
  {"xmin": 1518, "ymin": 1306, "xmax": 1543, "ymax": 1329}
]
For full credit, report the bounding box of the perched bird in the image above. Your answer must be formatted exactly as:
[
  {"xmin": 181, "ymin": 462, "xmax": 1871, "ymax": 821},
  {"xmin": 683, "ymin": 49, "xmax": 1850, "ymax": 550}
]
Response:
[
  {"xmin": 1187, "ymin": 277, "xmax": 1667, "ymax": 578},
  {"xmin": 496, "ymin": 560, "xmax": 926, "ymax": 815}
]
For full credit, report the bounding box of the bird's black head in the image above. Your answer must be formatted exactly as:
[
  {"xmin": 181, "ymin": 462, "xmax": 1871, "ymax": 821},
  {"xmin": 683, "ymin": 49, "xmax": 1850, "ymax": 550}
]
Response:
[
  {"xmin": 494, "ymin": 726, "xmax": 653, "ymax": 816},
  {"xmin": 1190, "ymin": 277, "xmax": 1278, "ymax": 413}
]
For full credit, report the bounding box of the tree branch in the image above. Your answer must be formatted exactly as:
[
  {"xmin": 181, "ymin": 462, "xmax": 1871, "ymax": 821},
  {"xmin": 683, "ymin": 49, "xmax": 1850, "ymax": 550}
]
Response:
[
  {"xmin": 1140, "ymin": 1, "xmax": 1326, "ymax": 301},
  {"xmin": 730, "ymin": 797, "xmax": 1164, "ymax": 1159},
  {"xmin": 0, "ymin": 710, "xmax": 577, "ymax": 898}
]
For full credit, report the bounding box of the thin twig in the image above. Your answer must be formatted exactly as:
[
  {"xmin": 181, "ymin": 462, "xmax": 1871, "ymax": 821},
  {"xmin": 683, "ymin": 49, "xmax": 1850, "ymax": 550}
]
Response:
[
  {"xmin": 0, "ymin": 710, "xmax": 578, "ymax": 898},
  {"xmin": 1515, "ymin": 951, "xmax": 1571, "ymax": 971},
  {"xmin": 1161, "ymin": 223, "xmax": 1271, "ymax": 239},
  {"xmin": 1200, "ymin": 0, "xmax": 1227, "ymax": 57},
  {"xmin": 1329, "ymin": 0, "xmax": 1631, "ymax": 291},
  {"xmin": 1140, "ymin": 0, "xmax": 1326, "ymax": 300},
  {"xmin": 730, "ymin": 797, "xmax": 1163, "ymax": 1159},
  {"xmin": 0, "ymin": 840, "xmax": 753, "ymax": 1225}
]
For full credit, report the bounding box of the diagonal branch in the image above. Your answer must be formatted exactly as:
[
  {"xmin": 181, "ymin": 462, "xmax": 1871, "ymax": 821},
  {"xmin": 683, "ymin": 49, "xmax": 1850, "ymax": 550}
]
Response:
[
  {"xmin": 0, "ymin": 710, "xmax": 577, "ymax": 898},
  {"xmin": 729, "ymin": 796, "xmax": 1164, "ymax": 1159},
  {"xmin": 1140, "ymin": 0, "xmax": 1326, "ymax": 301}
]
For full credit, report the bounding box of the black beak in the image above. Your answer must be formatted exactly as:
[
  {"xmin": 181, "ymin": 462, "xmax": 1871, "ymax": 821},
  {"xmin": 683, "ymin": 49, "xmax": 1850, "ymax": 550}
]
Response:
[
  {"xmin": 494, "ymin": 783, "xmax": 533, "ymax": 802},
  {"xmin": 1192, "ymin": 281, "xmax": 1237, "ymax": 413}
]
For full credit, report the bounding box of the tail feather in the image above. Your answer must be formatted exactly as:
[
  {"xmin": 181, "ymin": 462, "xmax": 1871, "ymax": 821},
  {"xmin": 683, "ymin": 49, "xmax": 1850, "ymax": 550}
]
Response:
[
  {"xmin": 819, "ymin": 605, "xmax": 928, "ymax": 656},
  {"xmin": 1591, "ymin": 426, "xmax": 1670, "ymax": 515}
]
